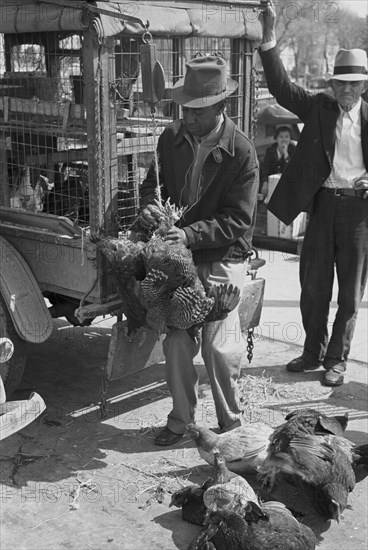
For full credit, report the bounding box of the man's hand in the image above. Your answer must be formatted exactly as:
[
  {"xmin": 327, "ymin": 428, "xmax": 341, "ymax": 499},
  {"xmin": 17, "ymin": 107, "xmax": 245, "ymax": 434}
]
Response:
[
  {"xmin": 259, "ymin": 1, "xmax": 277, "ymax": 43},
  {"xmin": 353, "ymin": 177, "xmax": 368, "ymax": 199},
  {"xmin": 163, "ymin": 227, "xmax": 189, "ymax": 247},
  {"xmin": 139, "ymin": 204, "xmax": 163, "ymax": 230}
]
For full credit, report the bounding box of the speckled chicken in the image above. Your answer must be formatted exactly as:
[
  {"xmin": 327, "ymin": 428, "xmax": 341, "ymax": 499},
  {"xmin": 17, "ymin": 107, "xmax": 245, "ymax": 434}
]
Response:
[
  {"xmin": 188, "ymin": 501, "xmax": 316, "ymax": 550},
  {"xmin": 96, "ymin": 234, "xmax": 147, "ymax": 334},
  {"xmin": 97, "ymin": 230, "xmax": 241, "ymax": 336},
  {"xmin": 186, "ymin": 422, "xmax": 274, "ymax": 474}
]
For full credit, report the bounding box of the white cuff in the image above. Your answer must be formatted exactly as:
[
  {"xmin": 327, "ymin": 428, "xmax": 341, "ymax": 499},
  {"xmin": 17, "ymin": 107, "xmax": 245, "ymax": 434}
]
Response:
[{"xmin": 260, "ymin": 40, "xmax": 276, "ymax": 51}]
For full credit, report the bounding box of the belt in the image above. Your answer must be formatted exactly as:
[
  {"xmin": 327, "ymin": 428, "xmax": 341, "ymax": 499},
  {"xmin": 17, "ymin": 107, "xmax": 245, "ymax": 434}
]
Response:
[{"xmin": 320, "ymin": 187, "xmax": 366, "ymax": 198}]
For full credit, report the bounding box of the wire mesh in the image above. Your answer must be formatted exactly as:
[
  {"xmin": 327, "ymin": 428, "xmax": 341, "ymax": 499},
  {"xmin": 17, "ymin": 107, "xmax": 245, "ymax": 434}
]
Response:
[
  {"xmin": 113, "ymin": 35, "xmax": 248, "ymax": 231},
  {"xmin": 0, "ymin": 31, "xmax": 88, "ymax": 224},
  {"xmin": 0, "ymin": 30, "xmax": 252, "ymax": 233}
]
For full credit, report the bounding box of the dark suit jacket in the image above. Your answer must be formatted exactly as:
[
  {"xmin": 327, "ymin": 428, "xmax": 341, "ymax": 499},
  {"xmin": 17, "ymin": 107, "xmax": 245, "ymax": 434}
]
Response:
[
  {"xmin": 260, "ymin": 46, "xmax": 368, "ymax": 225},
  {"xmin": 260, "ymin": 142, "xmax": 296, "ymax": 183}
]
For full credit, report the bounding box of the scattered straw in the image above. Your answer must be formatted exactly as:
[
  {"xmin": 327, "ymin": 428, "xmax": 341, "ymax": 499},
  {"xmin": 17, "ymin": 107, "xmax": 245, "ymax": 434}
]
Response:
[
  {"xmin": 238, "ymin": 371, "xmax": 335, "ymax": 422},
  {"xmin": 69, "ymin": 478, "xmax": 99, "ymax": 511},
  {"xmin": 117, "ymin": 456, "xmax": 194, "ymax": 510},
  {"xmin": 238, "ymin": 372, "xmax": 275, "ymax": 421}
]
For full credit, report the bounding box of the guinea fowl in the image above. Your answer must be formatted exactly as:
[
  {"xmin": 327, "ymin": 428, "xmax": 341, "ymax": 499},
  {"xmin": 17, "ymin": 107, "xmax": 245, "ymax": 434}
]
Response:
[
  {"xmin": 186, "ymin": 422, "xmax": 274, "ymax": 474},
  {"xmin": 188, "ymin": 502, "xmax": 316, "ymax": 550}
]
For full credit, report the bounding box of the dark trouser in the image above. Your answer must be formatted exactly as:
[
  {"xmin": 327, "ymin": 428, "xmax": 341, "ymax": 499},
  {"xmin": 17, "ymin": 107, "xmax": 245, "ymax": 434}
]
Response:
[{"xmin": 300, "ymin": 190, "xmax": 368, "ymax": 365}]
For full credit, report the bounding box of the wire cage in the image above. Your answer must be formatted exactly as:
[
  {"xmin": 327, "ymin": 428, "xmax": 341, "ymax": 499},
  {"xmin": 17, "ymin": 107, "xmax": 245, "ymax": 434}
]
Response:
[
  {"xmin": 113, "ymin": 34, "xmax": 254, "ymax": 232},
  {"xmin": 0, "ymin": 32, "xmax": 88, "ymax": 222},
  {"xmin": 0, "ymin": 31, "xmax": 256, "ymax": 232},
  {"xmin": 0, "ymin": 0, "xmax": 261, "ymax": 306}
]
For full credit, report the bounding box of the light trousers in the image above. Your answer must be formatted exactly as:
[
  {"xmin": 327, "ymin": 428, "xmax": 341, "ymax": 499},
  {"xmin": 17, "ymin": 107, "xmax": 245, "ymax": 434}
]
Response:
[{"xmin": 163, "ymin": 260, "xmax": 248, "ymax": 434}]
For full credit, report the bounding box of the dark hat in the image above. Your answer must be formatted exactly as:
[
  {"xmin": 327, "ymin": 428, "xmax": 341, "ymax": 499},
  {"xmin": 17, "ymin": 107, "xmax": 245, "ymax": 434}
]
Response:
[{"xmin": 171, "ymin": 55, "xmax": 238, "ymax": 108}]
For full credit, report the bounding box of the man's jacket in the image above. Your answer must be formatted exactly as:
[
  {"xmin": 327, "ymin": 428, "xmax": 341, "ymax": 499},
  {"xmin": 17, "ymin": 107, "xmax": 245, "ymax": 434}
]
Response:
[
  {"xmin": 140, "ymin": 115, "xmax": 259, "ymax": 264},
  {"xmin": 260, "ymin": 46, "xmax": 368, "ymax": 225}
]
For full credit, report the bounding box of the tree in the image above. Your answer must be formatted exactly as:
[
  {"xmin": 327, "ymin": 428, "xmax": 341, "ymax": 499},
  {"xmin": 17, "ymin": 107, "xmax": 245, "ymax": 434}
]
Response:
[
  {"xmin": 336, "ymin": 7, "xmax": 367, "ymax": 49},
  {"xmin": 273, "ymin": 0, "xmax": 339, "ymax": 81}
]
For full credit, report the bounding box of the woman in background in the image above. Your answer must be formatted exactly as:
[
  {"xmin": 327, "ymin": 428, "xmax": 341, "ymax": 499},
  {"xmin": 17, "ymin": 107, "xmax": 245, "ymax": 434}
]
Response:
[{"xmin": 260, "ymin": 125, "xmax": 295, "ymax": 201}]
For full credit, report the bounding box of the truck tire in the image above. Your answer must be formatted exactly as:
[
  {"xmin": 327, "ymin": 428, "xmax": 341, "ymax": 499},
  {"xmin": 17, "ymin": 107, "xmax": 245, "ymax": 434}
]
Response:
[{"xmin": 0, "ymin": 293, "xmax": 26, "ymax": 397}]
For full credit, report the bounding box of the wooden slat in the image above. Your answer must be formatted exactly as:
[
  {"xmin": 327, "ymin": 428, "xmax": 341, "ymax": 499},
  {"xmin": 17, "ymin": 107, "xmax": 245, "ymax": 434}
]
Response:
[
  {"xmin": 0, "ymin": 135, "xmax": 10, "ymax": 207},
  {"xmin": 0, "ymin": 121, "xmax": 86, "ymax": 138},
  {"xmin": 117, "ymin": 136, "xmax": 157, "ymax": 155},
  {"xmin": 25, "ymin": 148, "xmax": 88, "ymax": 165},
  {"xmin": 0, "ymin": 206, "xmax": 82, "ymax": 238},
  {"xmin": 0, "ymin": 96, "xmax": 85, "ymax": 120}
]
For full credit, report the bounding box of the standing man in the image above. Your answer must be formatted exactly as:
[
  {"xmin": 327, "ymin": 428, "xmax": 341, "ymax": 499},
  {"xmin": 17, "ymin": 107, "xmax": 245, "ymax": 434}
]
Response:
[
  {"xmin": 259, "ymin": 1, "xmax": 368, "ymax": 386},
  {"xmin": 139, "ymin": 55, "xmax": 258, "ymax": 445}
]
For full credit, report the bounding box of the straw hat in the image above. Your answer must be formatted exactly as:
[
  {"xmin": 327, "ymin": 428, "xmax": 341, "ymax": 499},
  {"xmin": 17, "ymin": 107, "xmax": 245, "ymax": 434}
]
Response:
[
  {"xmin": 328, "ymin": 48, "xmax": 368, "ymax": 81},
  {"xmin": 171, "ymin": 55, "xmax": 238, "ymax": 108}
]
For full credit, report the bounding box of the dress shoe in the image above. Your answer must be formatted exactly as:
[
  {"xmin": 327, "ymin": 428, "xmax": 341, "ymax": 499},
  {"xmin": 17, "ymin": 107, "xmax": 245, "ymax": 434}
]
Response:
[
  {"xmin": 154, "ymin": 426, "xmax": 183, "ymax": 446},
  {"xmin": 286, "ymin": 355, "xmax": 323, "ymax": 372},
  {"xmin": 322, "ymin": 363, "xmax": 346, "ymax": 387}
]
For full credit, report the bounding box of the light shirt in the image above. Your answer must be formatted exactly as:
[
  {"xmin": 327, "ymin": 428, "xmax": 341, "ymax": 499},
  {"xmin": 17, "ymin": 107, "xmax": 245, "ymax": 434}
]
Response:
[
  {"xmin": 260, "ymin": 40, "xmax": 276, "ymax": 51},
  {"xmin": 324, "ymin": 99, "xmax": 366, "ymax": 188},
  {"xmin": 260, "ymin": 41, "xmax": 367, "ymax": 189},
  {"xmin": 181, "ymin": 114, "xmax": 224, "ymax": 207}
]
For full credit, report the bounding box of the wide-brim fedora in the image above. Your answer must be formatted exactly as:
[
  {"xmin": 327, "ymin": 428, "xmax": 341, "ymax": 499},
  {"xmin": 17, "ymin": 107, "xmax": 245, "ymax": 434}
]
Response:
[
  {"xmin": 327, "ymin": 48, "xmax": 368, "ymax": 81},
  {"xmin": 171, "ymin": 55, "xmax": 238, "ymax": 108}
]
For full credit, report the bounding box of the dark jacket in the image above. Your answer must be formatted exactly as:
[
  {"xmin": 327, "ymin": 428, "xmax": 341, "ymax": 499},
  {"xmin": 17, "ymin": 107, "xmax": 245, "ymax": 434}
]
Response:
[
  {"xmin": 261, "ymin": 142, "xmax": 296, "ymax": 183},
  {"xmin": 140, "ymin": 115, "xmax": 259, "ymax": 264},
  {"xmin": 260, "ymin": 46, "xmax": 368, "ymax": 225}
]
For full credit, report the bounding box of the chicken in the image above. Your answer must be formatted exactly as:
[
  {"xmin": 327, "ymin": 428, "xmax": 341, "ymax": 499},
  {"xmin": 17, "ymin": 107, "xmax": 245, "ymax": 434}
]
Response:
[
  {"xmin": 10, "ymin": 167, "xmax": 54, "ymax": 213},
  {"xmin": 260, "ymin": 408, "xmax": 349, "ymax": 487},
  {"xmin": 202, "ymin": 453, "xmax": 260, "ymax": 516},
  {"xmin": 260, "ymin": 432, "xmax": 368, "ymax": 521},
  {"xmin": 97, "ymin": 225, "xmax": 240, "ymax": 336},
  {"xmin": 171, "ymin": 454, "xmax": 260, "ymax": 528},
  {"xmin": 169, "ymin": 479, "xmax": 213, "ymax": 526},
  {"xmin": 186, "ymin": 422, "xmax": 274, "ymax": 474},
  {"xmin": 188, "ymin": 502, "xmax": 316, "ymax": 550},
  {"xmin": 272, "ymin": 408, "xmax": 349, "ymax": 453},
  {"xmin": 281, "ymin": 408, "xmax": 348, "ymax": 438},
  {"xmin": 96, "ymin": 235, "xmax": 147, "ymax": 334}
]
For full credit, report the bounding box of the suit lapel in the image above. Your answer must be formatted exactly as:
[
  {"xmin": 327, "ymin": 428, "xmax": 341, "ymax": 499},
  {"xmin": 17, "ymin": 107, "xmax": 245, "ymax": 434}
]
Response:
[
  {"xmin": 320, "ymin": 100, "xmax": 339, "ymax": 166},
  {"xmin": 361, "ymin": 100, "xmax": 368, "ymax": 171}
]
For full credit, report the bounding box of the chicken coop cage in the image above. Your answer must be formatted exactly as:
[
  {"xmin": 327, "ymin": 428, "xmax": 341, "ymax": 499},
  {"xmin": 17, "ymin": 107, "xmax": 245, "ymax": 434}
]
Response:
[{"xmin": 0, "ymin": 0, "xmax": 264, "ymax": 393}]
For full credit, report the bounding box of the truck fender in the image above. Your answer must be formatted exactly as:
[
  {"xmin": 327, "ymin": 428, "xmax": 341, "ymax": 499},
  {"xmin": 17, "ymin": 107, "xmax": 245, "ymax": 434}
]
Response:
[{"xmin": 0, "ymin": 235, "xmax": 53, "ymax": 343}]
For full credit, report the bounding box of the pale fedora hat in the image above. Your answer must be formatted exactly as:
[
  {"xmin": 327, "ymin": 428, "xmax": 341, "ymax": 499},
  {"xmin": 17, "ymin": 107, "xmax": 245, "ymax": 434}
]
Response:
[
  {"xmin": 328, "ymin": 48, "xmax": 368, "ymax": 81},
  {"xmin": 171, "ymin": 55, "xmax": 238, "ymax": 108}
]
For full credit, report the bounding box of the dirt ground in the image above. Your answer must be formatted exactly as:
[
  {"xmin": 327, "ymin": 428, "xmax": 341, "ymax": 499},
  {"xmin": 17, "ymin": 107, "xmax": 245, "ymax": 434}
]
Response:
[{"xmin": 0, "ymin": 316, "xmax": 367, "ymax": 550}]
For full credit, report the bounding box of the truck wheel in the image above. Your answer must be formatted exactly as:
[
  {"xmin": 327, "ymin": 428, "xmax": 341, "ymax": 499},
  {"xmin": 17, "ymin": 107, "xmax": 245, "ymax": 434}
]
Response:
[{"xmin": 0, "ymin": 294, "xmax": 26, "ymax": 397}]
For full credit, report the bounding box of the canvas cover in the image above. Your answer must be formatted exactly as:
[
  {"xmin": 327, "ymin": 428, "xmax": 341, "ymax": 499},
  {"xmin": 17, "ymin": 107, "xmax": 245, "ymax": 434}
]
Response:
[{"xmin": 0, "ymin": 0, "xmax": 262, "ymax": 40}]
